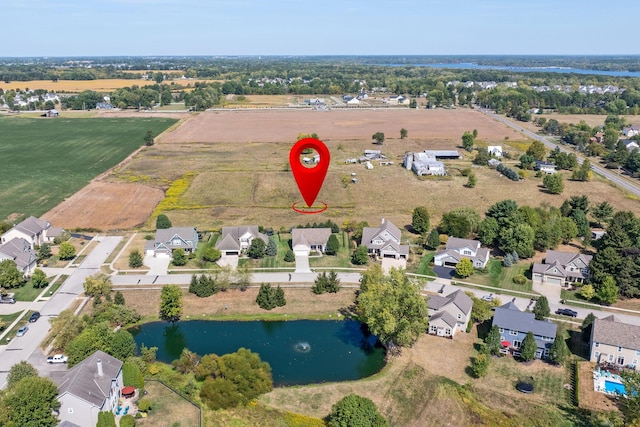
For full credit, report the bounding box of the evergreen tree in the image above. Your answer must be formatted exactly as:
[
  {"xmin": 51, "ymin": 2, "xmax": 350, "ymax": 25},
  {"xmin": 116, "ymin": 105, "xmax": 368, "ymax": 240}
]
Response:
[
  {"xmin": 265, "ymin": 238, "xmax": 278, "ymax": 256},
  {"xmin": 549, "ymin": 331, "xmax": 570, "ymax": 365},
  {"xmin": 37, "ymin": 243, "xmax": 51, "ymax": 260},
  {"xmin": 520, "ymin": 331, "xmax": 537, "ymax": 361},
  {"xmin": 128, "ymin": 249, "xmax": 143, "ymax": 268},
  {"xmin": 325, "ymin": 234, "xmax": 340, "ymax": 255},
  {"xmin": 427, "ymin": 228, "xmax": 440, "ymax": 249},
  {"xmin": 248, "ymin": 238, "xmax": 266, "ymax": 259},
  {"xmin": 284, "ymin": 249, "xmax": 295, "ymax": 262},
  {"xmin": 256, "ymin": 283, "xmax": 278, "ymax": 310},
  {"xmin": 156, "ymin": 214, "xmax": 172, "ymax": 229},
  {"xmin": 274, "ymin": 285, "xmax": 286, "ymax": 307},
  {"xmin": 485, "ymin": 325, "xmax": 502, "ymax": 356},
  {"xmin": 532, "ymin": 296, "xmax": 550, "ymax": 320},
  {"xmin": 412, "ymin": 206, "xmax": 430, "ymax": 235},
  {"xmin": 351, "ymin": 245, "xmax": 369, "ymax": 265},
  {"xmin": 503, "ymin": 253, "xmax": 513, "ymax": 267},
  {"xmin": 114, "ymin": 291, "xmax": 125, "ymax": 305}
]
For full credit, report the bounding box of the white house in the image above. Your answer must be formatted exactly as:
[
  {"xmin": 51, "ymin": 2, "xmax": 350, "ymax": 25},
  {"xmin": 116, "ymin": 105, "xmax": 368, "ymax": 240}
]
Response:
[
  {"xmin": 1, "ymin": 216, "xmax": 51, "ymax": 249},
  {"xmin": 535, "ymin": 160, "xmax": 557, "ymax": 174},
  {"xmin": 434, "ymin": 237, "xmax": 490, "ymax": 269},
  {"xmin": 53, "ymin": 351, "xmax": 123, "ymax": 427},
  {"xmin": 487, "ymin": 146, "xmax": 503, "ymax": 157},
  {"xmin": 622, "ymin": 126, "xmax": 640, "ymax": 138}
]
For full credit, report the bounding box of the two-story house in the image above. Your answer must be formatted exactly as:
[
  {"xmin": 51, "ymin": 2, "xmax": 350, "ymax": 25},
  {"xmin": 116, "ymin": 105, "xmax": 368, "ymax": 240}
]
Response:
[
  {"xmin": 492, "ymin": 301, "xmax": 557, "ymax": 359},
  {"xmin": 532, "ymin": 250, "xmax": 592, "ymax": 287},
  {"xmin": 361, "ymin": 218, "xmax": 409, "ymax": 259},
  {"xmin": 53, "ymin": 351, "xmax": 123, "ymax": 427},
  {"xmin": 590, "ymin": 315, "xmax": 640, "ymax": 370},
  {"xmin": 1, "ymin": 216, "xmax": 51, "ymax": 249},
  {"xmin": 0, "ymin": 237, "xmax": 38, "ymax": 276},
  {"xmin": 427, "ymin": 289, "xmax": 473, "ymax": 338},
  {"xmin": 433, "ymin": 237, "xmax": 490, "ymax": 269},
  {"xmin": 146, "ymin": 226, "xmax": 199, "ymax": 257},
  {"xmin": 215, "ymin": 225, "xmax": 268, "ymax": 256},
  {"xmin": 291, "ymin": 228, "xmax": 332, "ymax": 256}
]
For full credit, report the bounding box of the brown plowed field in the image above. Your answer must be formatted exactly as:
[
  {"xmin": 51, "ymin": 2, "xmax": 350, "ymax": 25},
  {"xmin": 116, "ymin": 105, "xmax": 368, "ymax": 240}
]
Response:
[
  {"xmin": 42, "ymin": 182, "xmax": 163, "ymax": 230},
  {"xmin": 163, "ymin": 108, "xmax": 522, "ymax": 143}
]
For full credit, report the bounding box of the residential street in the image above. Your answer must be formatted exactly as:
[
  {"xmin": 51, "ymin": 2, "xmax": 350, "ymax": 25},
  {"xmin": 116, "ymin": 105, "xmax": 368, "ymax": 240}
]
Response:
[{"xmin": 0, "ymin": 236, "xmax": 122, "ymax": 389}]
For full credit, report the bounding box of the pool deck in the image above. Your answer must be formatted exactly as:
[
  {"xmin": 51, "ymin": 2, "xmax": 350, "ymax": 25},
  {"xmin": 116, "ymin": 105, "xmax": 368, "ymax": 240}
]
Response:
[{"xmin": 593, "ymin": 370, "xmax": 624, "ymax": 395}]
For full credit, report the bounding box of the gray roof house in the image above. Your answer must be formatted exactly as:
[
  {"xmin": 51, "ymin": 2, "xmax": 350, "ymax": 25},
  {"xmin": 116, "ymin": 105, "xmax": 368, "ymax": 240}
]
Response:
[
  {"xmin": 0, "ymin": 237, "xmax": 38, "ymax": 275},
  {"xmin": 492, "ymin": 301, "xmax": 557, "ymax": 359},
  {"xmin": 427, "ymin": 289, "xmax": 473, "ymax": 338},
  {"xmin": 215, "ymin": 226, "xmax": 268, "ymax": 256},
  {"xmin": 46, "ymin": 227, "xmax": 67, "ymax": 243},
  {"xmin": 53, "ymin": 350, "xmax": 123, "ymax": 427},
  {"xmin": 146, "ymin": 226, "xmax": 198, "ymax": 257},
  {"xmin": 291, "ymin": 228, "xmax": 332, "ymax": 255},
  {"xmin": 1, "ymin": 216, "xmax": 51, "ymax": 249},
  {"xmin": 532, "ymin": 250, "xmax": 592, "ymax": 287},
  {"xmin": 590, "ymin": 315, "xmax": 640, "ymax": 370},
  {"xmin": 433, "ymin": 237, "xmax": 490, "ymax": 269},
  {"xmin": 361, "ymin": 219, "xmax": 409, "ymax": 259}
]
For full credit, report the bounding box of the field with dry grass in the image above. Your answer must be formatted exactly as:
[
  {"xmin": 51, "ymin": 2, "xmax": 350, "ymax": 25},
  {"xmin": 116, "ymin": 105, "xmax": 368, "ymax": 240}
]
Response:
[{"xmin": 0, "ymin": 78, "xmax": 218, "ymax": 93}]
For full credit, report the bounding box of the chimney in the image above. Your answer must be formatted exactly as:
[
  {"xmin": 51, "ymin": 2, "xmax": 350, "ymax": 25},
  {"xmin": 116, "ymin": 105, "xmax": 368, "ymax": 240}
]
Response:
[{"xmin": 97, "ymin": 359, "xmax": 104, "ymax": 377}]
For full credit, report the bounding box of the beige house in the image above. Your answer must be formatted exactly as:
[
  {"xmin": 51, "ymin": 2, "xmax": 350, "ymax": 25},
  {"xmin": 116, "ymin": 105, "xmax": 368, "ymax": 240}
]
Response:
[
  {"xmin": 590, "ymin": 315, "xmax": 640, "ymax": 370},
  {"xmin": 291, "ymin": 228, "xmax": 332, "ymax": 256},
  {"xmin": 532, "ymin": 250, "xmax": 592, "ymax": 287},
  {"xmin": 215, "ymin": 225, "xmax": 268, "ymax": 256},
  {"xmin": 427, "ymin": 290, "xmax": 473, "ymax": 338},
  {"xmin": 53, "ymin": 351, "xmax": 123, "ymax": 427}
]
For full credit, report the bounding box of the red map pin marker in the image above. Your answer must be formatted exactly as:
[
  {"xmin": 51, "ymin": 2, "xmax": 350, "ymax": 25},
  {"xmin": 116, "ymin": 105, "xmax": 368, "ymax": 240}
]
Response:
[{"xmin": 289, "ymin": 137, "xmax": 330, "ymax": 212}]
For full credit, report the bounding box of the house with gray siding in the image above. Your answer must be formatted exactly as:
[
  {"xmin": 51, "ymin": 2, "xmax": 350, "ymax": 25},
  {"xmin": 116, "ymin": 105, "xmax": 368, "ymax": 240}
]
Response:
[
  {"xmin": 532, "ymin": 250, "xmax": 592, "ymax": 287},
  {"xmin": 53, "ymin": 351, "xmax": 123, "ymax": 427},
  {"xmin": 146, "ymin": 226, "xmax": 199, "ymax": 257},
  {"xmin": 492, "ymin": 301, "xmax": 557, "ymax": 359},
  {"xmin": 361, "ymin": 219, "xmax": 409, "ymax": 259},
  {"xmin": 0, "ymin": 237, "xmax": 38, "ymax": 276}
]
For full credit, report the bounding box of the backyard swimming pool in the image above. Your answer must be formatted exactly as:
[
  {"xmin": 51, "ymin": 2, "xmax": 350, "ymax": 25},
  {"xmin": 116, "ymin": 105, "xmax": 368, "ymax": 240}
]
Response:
[{"xmin": 604, "ymin": 380, "xmax": 626, "ymax": 395}]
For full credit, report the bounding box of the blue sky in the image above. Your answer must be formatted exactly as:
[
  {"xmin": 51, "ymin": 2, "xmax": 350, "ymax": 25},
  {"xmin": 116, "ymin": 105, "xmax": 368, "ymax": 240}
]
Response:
[{"xmin": 4, "ymin": 0, "xmax": 638, "ymax": 56}]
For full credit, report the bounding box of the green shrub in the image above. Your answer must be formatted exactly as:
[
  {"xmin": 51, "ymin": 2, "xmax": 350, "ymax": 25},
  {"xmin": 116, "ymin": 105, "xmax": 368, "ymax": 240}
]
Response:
[
  {"xmin": 120, "ymin": 414, "xmax": 136, "ymax": 427},
  {"xmin": 512, "ymin": 274, "xmax": 527, "ymax": 285},
  {"xmin": 137, "ymin": 398, "xmax": 152, "ymax": 412}
]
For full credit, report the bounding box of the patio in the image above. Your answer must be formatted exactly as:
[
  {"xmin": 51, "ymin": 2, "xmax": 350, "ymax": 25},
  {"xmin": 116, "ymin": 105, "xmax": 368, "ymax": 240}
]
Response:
[{"xmin": 115, "ymin": 388, "xmax": 139, "ymax": 417}]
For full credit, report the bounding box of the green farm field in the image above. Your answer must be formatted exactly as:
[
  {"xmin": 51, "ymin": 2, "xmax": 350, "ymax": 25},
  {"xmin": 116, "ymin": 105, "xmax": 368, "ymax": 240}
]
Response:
[{"xmin": 0, "ymin": 116, "xmax": 177, "ymax": 222}]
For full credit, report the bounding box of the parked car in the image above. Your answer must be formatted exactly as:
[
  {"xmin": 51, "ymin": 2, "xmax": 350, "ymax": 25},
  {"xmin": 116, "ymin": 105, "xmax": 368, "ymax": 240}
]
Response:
[
  {"xmin": 16, "ymin": 325, "xmax": 28, "ymax": 337},
  {"xmin": 47, "ymin": 354, "xmax": 68, "ymax": 364},
  {"xmin": 482, "ymin": 293, "xmax": 493, "ymax": 301},
  {"xmin": 29, "ymin": 312, "xmax": 41, "ymax": 323},
  {"xmin": 555, "ymin": 308, "xmax": 578, "ymax": 317},
  {"xmin": 0, "ymin": 297, "xmax": 16, "ymax": 304}
]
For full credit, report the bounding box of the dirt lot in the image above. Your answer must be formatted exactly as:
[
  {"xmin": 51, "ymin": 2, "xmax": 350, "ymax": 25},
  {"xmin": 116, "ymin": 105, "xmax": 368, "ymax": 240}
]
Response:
[
  {"xmin": 578, "ymin": 361, "xmax": 621, "ymax": 413},
  {"xmin": 42, "ymin": 182, "xmax": 164, "ymax": 230}
]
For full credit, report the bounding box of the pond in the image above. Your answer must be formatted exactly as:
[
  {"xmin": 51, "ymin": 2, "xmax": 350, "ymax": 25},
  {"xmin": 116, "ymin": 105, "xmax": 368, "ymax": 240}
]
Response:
[{"xmin": 130, "ymin": 319, "xmax": 386, "ymax": 387}]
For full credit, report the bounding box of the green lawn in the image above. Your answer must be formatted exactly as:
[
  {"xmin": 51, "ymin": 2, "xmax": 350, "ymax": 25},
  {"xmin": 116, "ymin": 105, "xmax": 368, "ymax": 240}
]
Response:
[
  {"xmin": 468, "ymin": 259, "xmax": 532, "ymax": 291},
  {"xmin": 11, "ymin": 283, "xmax": 46, "ymax": 301},
  {"xmin": 0, "ymin": 312, "xmax": 22, "ymax": 333},
  {"xmin": 0, "ymin": 117, "xmax": 177, "ymax": 220},
  {"xmin": 414, "ymin": 252, "xmax": 435, "ymax": 276}
]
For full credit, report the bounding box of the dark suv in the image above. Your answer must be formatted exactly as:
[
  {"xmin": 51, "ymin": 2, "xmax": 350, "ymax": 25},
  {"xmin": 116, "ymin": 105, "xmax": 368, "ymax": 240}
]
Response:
[{"xmin": 555, "ymin": 308, "xmax": 578, "ymax": 317}]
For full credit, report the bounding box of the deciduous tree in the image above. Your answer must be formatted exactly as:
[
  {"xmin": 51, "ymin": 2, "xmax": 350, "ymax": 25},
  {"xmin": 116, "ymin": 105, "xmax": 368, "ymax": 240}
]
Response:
[
  {"xmin": 172, "ymin": 248, "xmax": 187, "ymax": 266},
  {"xmin": 327, "ymin": 394, "xmax": 389, "ymax": 427},
  {"xmin": 543, "ymin": 173, "xmax": 564, "ymax": 194},
  {"xmin": 471, "ymin": 353, "xmax": 490, "ymax": 378},
  {"xmin": 455, "ymin": 258, "xmax": 474, "ymax": 278},
  {"xmin": 160, "ymin": 285, "xmax": 183, "ymax": 322},
  {"xmin": 7, "ymin": 361, "xmax": 39, "ymax": 387},
  {"xmin": 325, "ymin": 234, "xmax": 340, "ymax": 255},
  {"xmin": 526, "ymin": 140, "xmax": 547, "ymax": 160},
  {"xmin": 1, "ymin": 376, "xmax": 60, "ymax": 427},
  {"xmin": 248, "ymin": 238, "xmax": 266, "ymax": 259},
  {"xmin": 83, "ymin": 273, "xmax": 112, "ymax": 297},
  {"xmin": 58, "ymin": 241, "xmax": 76, "ymax": 260},
  {"xmin": 351, "ymin": 245, "xmax": 369, "ymax": 265},
  {"xmin": 30, "ymin": 268, "xmax": 48, "ymax": 288},
  {"xmin": 549, "ymin": 331, "xmax": 570, "ymax": 366},
  {"xmin": 356, "ymin": 266, "xmax": 428, "ymax": 348},
  {"xmin": 372, "ymin": 132, "xmax": 385, "ymax": 144},
  {"xmin": 412, "ymin": 206, "xmax": 430, "ymax": 235},
  {"xmin": 400, "ymin": 128, "xmax": 408, "ymax": 139},
  {"xmin": 485, "ymin": 325, "xmax": 502, "ymax": 356}
]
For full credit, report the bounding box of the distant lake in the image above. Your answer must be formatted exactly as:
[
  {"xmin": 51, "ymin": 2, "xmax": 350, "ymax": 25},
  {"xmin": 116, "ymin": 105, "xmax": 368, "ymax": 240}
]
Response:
[
  {"xmin": 130, "ymin": 319, "xmax": 386, "ymax": 387},
  {"xmin": 383, "ymin": 62, "xmax": 640, "ymax": 78}
]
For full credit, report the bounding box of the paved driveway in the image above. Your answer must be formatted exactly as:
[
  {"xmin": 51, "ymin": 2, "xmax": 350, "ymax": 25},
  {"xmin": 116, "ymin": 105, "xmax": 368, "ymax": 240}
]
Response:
[
  {"xmin": 433, "ymin": 266, "xmax": 455, "ymax": 279},
  {"xmin": 381, "ymin": 257, "xmax": 406, "ymax": 272},
  {"xmin": 143, "ymin": 254, "xmax": 170, "ymax": 275}
]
